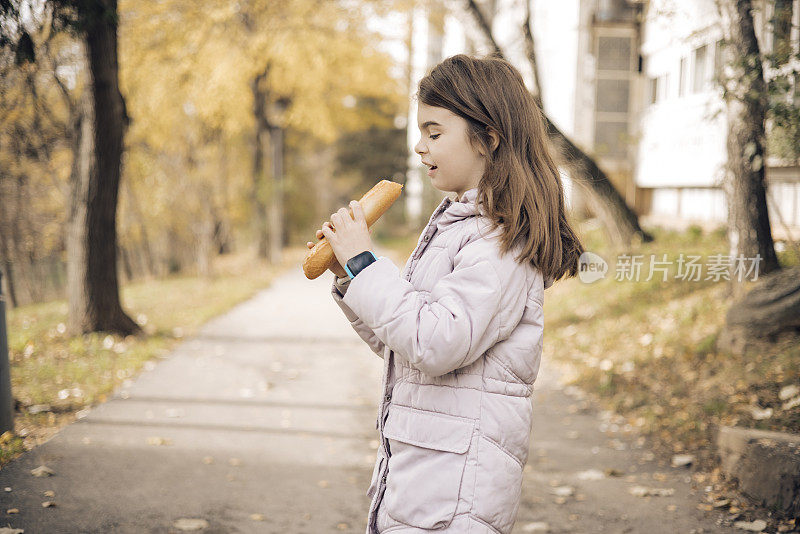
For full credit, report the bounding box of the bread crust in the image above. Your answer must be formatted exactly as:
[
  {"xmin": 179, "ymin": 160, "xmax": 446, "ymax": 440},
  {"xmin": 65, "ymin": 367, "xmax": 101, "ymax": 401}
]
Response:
[{"xmin": 302, "ymin": 180, "xmax": 403, "ymax": 279}]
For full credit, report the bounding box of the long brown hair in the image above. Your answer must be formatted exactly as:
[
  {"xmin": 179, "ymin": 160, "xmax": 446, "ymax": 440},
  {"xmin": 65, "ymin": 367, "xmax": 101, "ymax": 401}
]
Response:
[{"xmin": 417, "ymin": 53, "xmax": 584, "ymax": 285}]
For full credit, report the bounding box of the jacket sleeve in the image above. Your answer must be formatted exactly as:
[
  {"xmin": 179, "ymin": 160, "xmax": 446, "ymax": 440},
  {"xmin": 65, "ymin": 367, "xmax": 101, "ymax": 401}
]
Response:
[
  {"xmin": 341, "ymin": 242, "xmax": 511, "ymax": 378},
  {"xmin": 330, "ymin": 273, "xmax": 386, "ymax": 358}
]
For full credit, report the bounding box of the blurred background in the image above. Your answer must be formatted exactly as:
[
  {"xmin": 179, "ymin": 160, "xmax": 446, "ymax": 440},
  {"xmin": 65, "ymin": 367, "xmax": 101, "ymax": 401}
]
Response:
[
  {"xmin": 2, "ymin": 0, "xmax": 800, "ymax": 307},
  {"xmin": 1, "ymin": 0, "xmax": 799, "ymax": 530}
]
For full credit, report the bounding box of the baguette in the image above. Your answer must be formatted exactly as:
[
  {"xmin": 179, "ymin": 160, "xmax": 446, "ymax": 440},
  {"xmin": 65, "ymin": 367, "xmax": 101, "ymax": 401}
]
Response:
[{"xmin": 303, "ymin": 179, "xmax": 403, "ymax": 280}]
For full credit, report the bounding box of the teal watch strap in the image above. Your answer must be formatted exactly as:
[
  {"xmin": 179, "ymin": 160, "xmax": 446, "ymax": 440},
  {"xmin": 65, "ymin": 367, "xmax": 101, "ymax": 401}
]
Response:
[{"xmin": 345, "ymin": 250, "xmax": 378, "ymax": 279}]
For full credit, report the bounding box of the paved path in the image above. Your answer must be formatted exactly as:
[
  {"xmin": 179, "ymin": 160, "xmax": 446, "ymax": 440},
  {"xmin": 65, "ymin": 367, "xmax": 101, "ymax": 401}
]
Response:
[{"xmin": 0, "ymin": 253, "xmax": 732, "ymax": 533}]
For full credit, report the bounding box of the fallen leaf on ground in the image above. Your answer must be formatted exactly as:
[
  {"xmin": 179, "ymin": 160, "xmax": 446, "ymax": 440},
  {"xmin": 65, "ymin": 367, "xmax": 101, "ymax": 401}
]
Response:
[
  {"xmin": 550, "ymin": 486, "xmax": 574, "ymax": 497},
  {"xmin": 30, "ymin": 465, "xmax": 55, "ymax": 477},
  {"xmin": 173, "ymin": 518, "xmax": 208, "ymax": 531},
  {"xmin": 6, "ymin": 508, "xmax": 19, "ymax": 514},
  {"xmin": 146, "ymin": 436, "xmax": 172, "ymax": 446},
  {"xmin": 749, "ymin": 406, "xmax": 773, "ymax": 420},
  {"xmin": 0, "ymin": 528, "xmax": 24, "ymax": 533},
  {"xmin": 671, "ymin": 454, "xmax": 694, "ymax": 467},
  {"xmin": 249, "ymin": 513, "xmax": 265, "ymax": 521},
  {"xmin": 782, "ymin": 396, "xmax": 800, "ymax": 411},
  {"xmin": 41, "ymin": 501, "xmax": 56, "ymax": 508},
  {"xmin": 577, "ymin": 469, "xmax": 604, "ymax": 480},
  {"xmin": 629, "ymin": 486, "xmax": 675, "ymax": 497},
  {"xmin": 779, "ymin": 384, "xmax": 799, "ymax": 400},
  {"xmin": 733, "ymin": 519, "xmax": 767, "ymax": 532},
  {"xmin": 521, "ymin": 522, "xmax": 550, "ymax": 532},
  {"xmin": 43, "ymin": 490, "xmax": 54, "ymax": 497}
]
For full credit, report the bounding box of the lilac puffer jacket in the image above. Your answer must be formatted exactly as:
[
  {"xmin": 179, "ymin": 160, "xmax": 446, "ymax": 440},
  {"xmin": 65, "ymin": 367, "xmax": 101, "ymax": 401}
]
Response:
[{"xmin": 331, "ymin": 187, "xmax": 552, "ymax": 533}]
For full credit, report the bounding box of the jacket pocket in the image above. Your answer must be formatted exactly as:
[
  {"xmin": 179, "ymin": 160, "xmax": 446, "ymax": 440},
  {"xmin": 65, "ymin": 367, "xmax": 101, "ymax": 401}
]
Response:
[
  {"xmin": 366, "ymin": 455, "xmax": 385, "ymax": 499},
  {"xmin": 381, "ymin": 405, "xmax": 475, "ymax": 529}
]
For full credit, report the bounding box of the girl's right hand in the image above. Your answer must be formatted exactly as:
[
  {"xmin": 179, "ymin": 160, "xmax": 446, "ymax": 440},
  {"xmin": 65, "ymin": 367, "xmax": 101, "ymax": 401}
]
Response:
[{"xmin": 307, "ymin": 227, "xmax": 349, "ymax": 278}]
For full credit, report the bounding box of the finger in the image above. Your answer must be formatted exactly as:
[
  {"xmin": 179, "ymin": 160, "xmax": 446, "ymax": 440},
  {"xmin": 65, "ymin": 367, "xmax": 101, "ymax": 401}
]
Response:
[{"xmin": 351, "ymin": 200, "xmax": 365, "ymax": 221}]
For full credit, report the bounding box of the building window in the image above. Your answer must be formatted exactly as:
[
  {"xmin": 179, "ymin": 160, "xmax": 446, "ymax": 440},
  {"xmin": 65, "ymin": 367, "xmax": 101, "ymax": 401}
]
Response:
[
  {"xmin": 713, "ymin": 39, "xmax": 724, "ymax": 84},
  {"xmin": 594, "ymin": 32, "xmax": 635, "ymax": 161},
  {"xmin": 594, "ymin": 121, "xmax": 630, "ymax": 158},
  {"xmin": 597, "ymin": 79, "xmax": 630, "ymax": 113},
  {"xmin": 692, "ymin": 44, "xmax": 708, "ymax": 93},
  {"xmin": 649, "ymin": 76, "xmax": 658, "ymax": 104},
  {"xmin": 597, "ymin": 36, "xmax": 633, "ymax": 71},
  {"xmin": 679, "ymin": 57, "xmax": 687, "ymax": 96},
  {"xmin": 649, "ymin": 74, "xmax": 669, "ymax": 104}
]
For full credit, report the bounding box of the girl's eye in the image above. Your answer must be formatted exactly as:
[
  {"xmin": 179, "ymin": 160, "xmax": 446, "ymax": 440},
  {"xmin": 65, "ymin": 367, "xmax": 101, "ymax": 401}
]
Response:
[{"xmin": 429, "ymin": 134, "xmax": 440, "ymax": 140}]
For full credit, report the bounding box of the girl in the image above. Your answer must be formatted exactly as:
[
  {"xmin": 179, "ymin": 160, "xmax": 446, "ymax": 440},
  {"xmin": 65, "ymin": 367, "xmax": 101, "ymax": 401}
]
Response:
[{"xmin": 306, "ymin": 54, "xmax": 584, "ymax": 534}]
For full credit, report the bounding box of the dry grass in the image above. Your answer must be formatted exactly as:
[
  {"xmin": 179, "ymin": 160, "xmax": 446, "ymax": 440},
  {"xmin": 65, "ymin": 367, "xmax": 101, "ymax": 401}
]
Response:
[{"xmin": 541, "ymin": 223, "xmax": 800, "ymax": 467}]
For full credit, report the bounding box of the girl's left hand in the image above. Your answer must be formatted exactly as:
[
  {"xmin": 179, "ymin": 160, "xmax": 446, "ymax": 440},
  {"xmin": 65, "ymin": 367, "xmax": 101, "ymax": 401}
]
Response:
[{"xmin": 321, "ymin": 200, "xmax": 375, "ymax": 271}]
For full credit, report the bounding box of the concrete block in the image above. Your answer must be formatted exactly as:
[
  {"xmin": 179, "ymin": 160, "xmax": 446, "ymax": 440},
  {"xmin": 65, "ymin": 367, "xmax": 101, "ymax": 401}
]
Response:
[{"xmin": 717, "ymin": 425, "xmax": 800, "ymax": 516}]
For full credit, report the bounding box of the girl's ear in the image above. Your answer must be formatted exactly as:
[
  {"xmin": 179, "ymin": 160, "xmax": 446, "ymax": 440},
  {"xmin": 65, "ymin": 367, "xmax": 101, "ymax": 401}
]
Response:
[{"xmin": 486, "ymin": 127, "xmax": 500, "ymax": 153}]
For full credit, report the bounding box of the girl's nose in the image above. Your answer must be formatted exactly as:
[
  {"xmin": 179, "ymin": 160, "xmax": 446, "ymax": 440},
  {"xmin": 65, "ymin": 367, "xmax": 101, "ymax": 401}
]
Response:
[{"xmin": 414, "ymin": 138, "xmax": 426, "ymax": 155}]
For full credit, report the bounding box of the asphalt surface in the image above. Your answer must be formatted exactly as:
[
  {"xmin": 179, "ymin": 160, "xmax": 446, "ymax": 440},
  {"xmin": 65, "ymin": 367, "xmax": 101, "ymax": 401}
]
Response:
[{"xmin": 0, "ymin": 251, "xmax": 734, "ymax": 533}]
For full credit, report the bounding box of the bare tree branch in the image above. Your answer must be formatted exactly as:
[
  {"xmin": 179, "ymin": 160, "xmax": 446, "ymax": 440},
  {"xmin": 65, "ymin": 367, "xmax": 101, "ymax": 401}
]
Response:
[{"xmin": 465, "ymin": 0, "xmax": 653, "ymax": 246}]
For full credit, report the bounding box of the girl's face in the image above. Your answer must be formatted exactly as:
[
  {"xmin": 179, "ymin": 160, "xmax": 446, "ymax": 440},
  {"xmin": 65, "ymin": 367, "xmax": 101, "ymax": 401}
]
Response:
[{"xmin": 414, "ymin": 103, "xmax": 487, "ymax": 200}]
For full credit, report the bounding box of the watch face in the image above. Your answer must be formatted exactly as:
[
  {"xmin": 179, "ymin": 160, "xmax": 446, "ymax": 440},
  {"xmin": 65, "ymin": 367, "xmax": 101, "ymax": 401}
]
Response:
[{"xmin": 346, "ymin": 250, "xmax": 376, "ymax": 277}]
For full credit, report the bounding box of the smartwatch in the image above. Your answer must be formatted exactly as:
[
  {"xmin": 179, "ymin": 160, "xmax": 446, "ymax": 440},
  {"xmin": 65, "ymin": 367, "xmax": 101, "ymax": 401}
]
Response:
[{"xmin": 345, "ymin": 250, "xmax": 378, "ymax": 279}]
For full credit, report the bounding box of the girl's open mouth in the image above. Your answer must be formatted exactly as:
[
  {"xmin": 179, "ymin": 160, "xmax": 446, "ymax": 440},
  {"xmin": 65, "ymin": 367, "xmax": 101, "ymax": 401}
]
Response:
[{"xmin": 427, "ymin": 165, "xmax": 437, "ymax": 176}]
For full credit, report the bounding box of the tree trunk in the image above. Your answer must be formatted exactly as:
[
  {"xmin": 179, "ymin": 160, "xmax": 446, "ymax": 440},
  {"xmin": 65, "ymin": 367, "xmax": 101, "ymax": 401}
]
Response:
[
  {"xmin": 12, "ymin": 176, "xmax": 36, "ymax": 305},
  {"xmin": 118, "ymin": 243, "xmax": 134, "ymax": 282},
  {"xmin": 123, "ymin": 178, "xmax": 156, "ymax": 277},
  {"xmin": 717, "ymin": 266, "xmax": 800, "ymax": 354},
  {"xmin": 0, "ymin": 230, "xmax": 17, "ymax": 309},
  {"xmin": 466, "ymin": 0, "xmax": 653, "ymax": 247},
  {"xmin": 196, "ymin": 186, "xmax": 215, "ymax": 279},
  {"xmin": 717, "ymin": 0, "xmax": 781, "ymax": 300},
  {"xmin": 268, "ymin": 124, "xmax": 284, "ymax": 265},
  {"xmin": 68, "ymin": 0, "xmax": 140, "ymax": 335},
  {"xmin": 67, "ymin": 88, "xmax": 91, "ymax": 334},
  {"xmin": 252, "ymin": 69, "xmax": 270, "ymax": 259}
]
